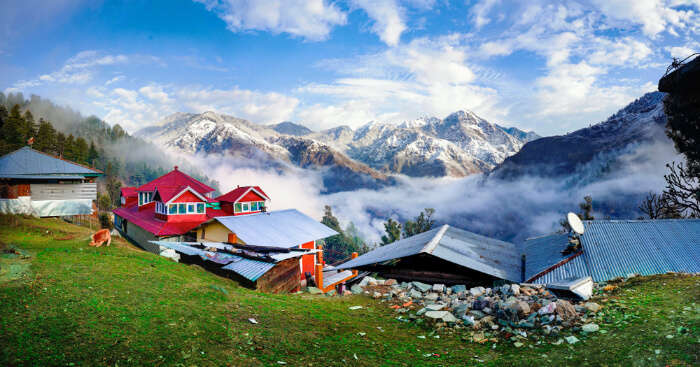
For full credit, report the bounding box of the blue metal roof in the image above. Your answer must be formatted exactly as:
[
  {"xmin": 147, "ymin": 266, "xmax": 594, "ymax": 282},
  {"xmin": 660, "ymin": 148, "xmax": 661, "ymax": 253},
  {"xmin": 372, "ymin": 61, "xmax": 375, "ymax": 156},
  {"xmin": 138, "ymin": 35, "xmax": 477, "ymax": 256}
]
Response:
[
  {"xmin": 222, "ymin": 258, "xmax": 276, "ymax": 282},
  {"xmin": 216, "ymin": 209, "xmax": 338, "ymax": 248},
  {"xmin": 336, "ymin": 224, "xmax": 522, "ymax": 282},
  {"xmin": 523, "ymin": 233, "xmax": 571, "ymax": 280},
  {"xmin": 527, "ymin": 219, "xmax": 700, "ymax": 283},
  {"xmin": 0, "ymin": 147, "xmax": 101, "ymax": 178}
]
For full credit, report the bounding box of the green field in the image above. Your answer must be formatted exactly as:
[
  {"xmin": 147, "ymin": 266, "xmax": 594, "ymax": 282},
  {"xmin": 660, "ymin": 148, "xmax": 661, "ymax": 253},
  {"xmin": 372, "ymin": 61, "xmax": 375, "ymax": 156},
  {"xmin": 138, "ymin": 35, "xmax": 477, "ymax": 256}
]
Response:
[{"xmin": 0, "ymin": 216, "xmax": 698, "ymax": 366}]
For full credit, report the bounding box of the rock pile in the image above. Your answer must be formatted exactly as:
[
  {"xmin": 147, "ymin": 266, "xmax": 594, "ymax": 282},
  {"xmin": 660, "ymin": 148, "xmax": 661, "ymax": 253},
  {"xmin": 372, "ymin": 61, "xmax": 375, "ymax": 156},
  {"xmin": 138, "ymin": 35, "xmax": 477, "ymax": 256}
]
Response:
[{"xmin": 352, "ymin": 277, "xmax": 603, "ymax": 339}]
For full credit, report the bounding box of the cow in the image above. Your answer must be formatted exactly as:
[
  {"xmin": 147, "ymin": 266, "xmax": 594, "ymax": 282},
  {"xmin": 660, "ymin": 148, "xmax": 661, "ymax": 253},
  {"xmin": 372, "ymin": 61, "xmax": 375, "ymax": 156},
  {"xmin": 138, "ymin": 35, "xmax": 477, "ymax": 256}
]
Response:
[{"xmin": 89, "ymin": 229, "xmax": 111, "ymax": 247}]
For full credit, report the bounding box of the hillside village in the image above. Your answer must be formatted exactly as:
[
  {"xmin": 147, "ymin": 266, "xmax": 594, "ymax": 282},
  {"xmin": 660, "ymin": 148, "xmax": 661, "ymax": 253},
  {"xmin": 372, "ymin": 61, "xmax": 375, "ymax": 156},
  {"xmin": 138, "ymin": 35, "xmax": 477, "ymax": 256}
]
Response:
[{"xmin": 1, "ymin": 2, "xmax": 700, "ymax": 364}]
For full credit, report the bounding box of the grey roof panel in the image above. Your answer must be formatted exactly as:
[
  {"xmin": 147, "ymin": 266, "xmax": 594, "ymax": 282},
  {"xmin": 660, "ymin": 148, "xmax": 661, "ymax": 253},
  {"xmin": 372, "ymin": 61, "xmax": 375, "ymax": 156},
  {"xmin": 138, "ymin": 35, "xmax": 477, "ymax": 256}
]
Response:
[
  {"xmin": 222, "ymin": 258, "xmax": 276, "ymax": 281},
  {"xmin": 336, "ymin": 225, "xmax": 522, "ymax": 281},
  {"xmin": 0, "ymin": 174, "xmax": 87, "ymax": 180},
  {"xmin": 0, "ymin": 147, "xmax": 101, "ymax": 177},
  {"xmin": 215, "ymin": 209, "xmax": 338, "ymax": 248}
]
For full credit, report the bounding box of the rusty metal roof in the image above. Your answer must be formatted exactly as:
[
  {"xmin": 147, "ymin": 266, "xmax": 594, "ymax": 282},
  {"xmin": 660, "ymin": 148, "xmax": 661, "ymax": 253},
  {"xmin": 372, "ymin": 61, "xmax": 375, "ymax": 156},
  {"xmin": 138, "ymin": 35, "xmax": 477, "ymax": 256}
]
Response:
[{"xmin": 335, "ymin": 224, "xmax": 522, "ymax": 282}]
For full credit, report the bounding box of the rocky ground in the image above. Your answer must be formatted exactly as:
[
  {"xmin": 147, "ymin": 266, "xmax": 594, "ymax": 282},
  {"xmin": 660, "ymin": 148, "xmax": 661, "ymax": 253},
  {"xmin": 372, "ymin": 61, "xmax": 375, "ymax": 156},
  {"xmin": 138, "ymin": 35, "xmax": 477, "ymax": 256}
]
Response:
[{"xmin": 343, "ymin": 275, "xmax": 641, "ymax": 346}]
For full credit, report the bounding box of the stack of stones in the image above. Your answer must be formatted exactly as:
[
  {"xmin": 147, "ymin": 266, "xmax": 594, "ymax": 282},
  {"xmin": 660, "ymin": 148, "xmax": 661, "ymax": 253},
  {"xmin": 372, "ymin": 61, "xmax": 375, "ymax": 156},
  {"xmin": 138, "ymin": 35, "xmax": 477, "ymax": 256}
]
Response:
[{"xmin": 350, "ymin": 276, "xmax": 602, "ymax": 339}]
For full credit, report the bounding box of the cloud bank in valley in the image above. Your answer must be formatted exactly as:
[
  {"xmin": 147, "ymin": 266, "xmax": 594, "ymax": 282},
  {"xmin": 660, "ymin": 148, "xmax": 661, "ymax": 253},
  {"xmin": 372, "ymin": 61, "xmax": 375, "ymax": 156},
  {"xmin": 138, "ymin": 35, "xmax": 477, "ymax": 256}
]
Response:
[{"xmin": 173, "ymin": 128, "xmax": 680, "ymax": 245}]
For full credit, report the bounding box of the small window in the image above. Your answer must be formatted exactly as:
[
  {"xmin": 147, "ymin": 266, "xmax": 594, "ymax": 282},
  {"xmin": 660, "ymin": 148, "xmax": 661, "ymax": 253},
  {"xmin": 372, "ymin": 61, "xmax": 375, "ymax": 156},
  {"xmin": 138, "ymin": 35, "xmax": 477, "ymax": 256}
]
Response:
[
  {"xmin": 169, "ymin": 204, "xmax": 177, "ymax": 214},
  {"xmin": 187, "ymin": 204, "xmax": 195, "ymax": 213},
  {"xmin": 251, "ymin": 202, "xmax": 258, "ymax": 211},
  {"xmin": 138, "ymin": 193, "xmax": 142, "ymax": 206},
  {"xmin": 197, "ymin": 203, "xmax": 205, "ymax": 213},
  {"xmin": 178, "ymin": 203, "xmax": 186, "ymax": 214},
  {"xmin": 234, "ymin": 203, "xmax": 242, "ymax": 212},
  {"xmin": 259, "ymin": 201, "xmax": 265, "ymax": 210},
  {"xmin": 242, "ymin": 203, "xmax": 249, "ymax": 211}
]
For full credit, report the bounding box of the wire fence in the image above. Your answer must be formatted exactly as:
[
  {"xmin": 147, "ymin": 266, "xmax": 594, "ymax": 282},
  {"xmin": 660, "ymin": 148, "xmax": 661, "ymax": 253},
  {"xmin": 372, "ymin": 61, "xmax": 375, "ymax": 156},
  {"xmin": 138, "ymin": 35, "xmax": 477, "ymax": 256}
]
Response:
[{"xmin": 63, "ymin": 210, "xmax": 112, "ymax": 231}]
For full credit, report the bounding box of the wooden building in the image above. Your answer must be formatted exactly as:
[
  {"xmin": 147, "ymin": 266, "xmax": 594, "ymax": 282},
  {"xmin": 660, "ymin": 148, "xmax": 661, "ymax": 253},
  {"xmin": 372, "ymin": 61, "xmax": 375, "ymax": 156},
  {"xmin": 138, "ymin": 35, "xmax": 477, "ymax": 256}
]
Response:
[{"xmin": 0, "ymin": 146, "xmax": 101, "ymax": 216}]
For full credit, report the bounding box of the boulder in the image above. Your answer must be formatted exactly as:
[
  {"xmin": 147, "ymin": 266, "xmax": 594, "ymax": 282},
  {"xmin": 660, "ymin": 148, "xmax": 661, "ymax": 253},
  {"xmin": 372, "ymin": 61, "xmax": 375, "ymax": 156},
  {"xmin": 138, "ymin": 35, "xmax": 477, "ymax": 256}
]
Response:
[
  {"xmin": 582, "ymin": 323, "xmax": 600, "ymax": 333},
  {"xmin": 350, "ymin": 284, "xmax": 363, "ymax": 294},
  {"xmin": 451, "ymin": 285, "xmax": 467, "ymax": 293},
  {"xmin": 508, "ymin": 300, "xmax": 531, "ymax": 318},
  {"xmin": 584, "ymin": 302, "xmax": 601, "ymax": 313},
  {"xmin": 359, "ymin": 276, "xmax": 376, "ymax": 286},
  {"xmin": 372, "ymin": 292, "xmax": 382, "ymax": 299},
  {"xmin": 425, "ymin": 310, "xmax": 458, "ymax": 323},
  {"xmin": 538, "ymin": 302, "xmax": 557, "ymax": 315},
  {"xmin": 409, "ymin": 289, "xmax": 423, "ymax": 299},
  {"xmin": 469, "ymin": 286, "xmax": 485, "ymax": 297},
  {"xmin": 472, "ymin": 298, "xmax": 489, "ymax": 310},
  {"xmin": 416, "ymin": 307, "xmax": 427, "ymax": 316},
  {"xmin": 307, "ymin": 287, "xmax": 323, "ymax": 294},
  {"xmin": 424, "ymin": 292, "xmax": 439, "ymax": 301},
  {"xmin": 555, "ymin": 300, "xmax": 578, "ymax": 322},
  {"xmin": 453, "ymin": 303, "xmax": 469, "ymax": 317},
  {"xmin": 510, "ymin": 284, "xmax": 520, "ymax": 296},
  {"xmin": 425, "ymin": 303, "xmax": 446, "ymax": 311},
  {"xmin": 432, "ymin": 284, "xmax": 445, "ymax": 293},
  {"xmin": 469, "ymin": 310, "xmax": 486, "ymax": 320},
  {"xmin": 412, "ymin": 282, "xmax": 432, "ymax": 292},
  {"xmin": 384, "ymin": 279, "xmax": 397, "ymax": 286},
  {"xmin": 375, "ymin": 279, "xmax": 385, "ymax": 285}
]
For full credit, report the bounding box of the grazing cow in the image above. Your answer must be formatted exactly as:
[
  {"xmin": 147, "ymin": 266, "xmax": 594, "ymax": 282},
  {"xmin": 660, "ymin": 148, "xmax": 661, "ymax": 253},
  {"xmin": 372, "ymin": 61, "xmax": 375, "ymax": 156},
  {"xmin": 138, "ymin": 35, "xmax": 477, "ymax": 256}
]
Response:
[{"xmin": 89, "ymin": 229, "xmax": 111, "ymax": 247}]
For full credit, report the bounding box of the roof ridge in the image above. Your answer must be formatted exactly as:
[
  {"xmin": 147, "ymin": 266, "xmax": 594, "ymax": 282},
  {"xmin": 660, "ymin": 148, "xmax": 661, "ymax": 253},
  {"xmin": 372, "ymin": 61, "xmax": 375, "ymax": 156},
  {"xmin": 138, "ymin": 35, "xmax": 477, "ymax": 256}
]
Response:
[{"xmin": 421, "ymin": 224, "xmax": 449, "ymax": 254}]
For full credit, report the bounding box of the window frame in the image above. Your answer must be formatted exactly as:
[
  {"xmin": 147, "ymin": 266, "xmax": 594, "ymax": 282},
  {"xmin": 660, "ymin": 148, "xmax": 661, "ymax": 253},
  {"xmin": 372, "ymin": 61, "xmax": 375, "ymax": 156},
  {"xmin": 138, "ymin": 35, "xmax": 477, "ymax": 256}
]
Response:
[{"xmin": 196, "ymin": 203, "xmax": 205, "ymax": 213}]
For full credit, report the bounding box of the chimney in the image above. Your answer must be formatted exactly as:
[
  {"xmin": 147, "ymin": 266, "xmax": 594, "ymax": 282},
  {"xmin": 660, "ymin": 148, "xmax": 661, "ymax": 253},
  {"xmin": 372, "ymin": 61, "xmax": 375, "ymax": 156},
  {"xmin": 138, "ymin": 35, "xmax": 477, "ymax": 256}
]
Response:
[
  {"xmin": 227, "ymin": 233, "xmax": 237, "ymax": 244},
  {"xmin": 174, "ymin": 165, "xmax": 179, "ymax": 171}
]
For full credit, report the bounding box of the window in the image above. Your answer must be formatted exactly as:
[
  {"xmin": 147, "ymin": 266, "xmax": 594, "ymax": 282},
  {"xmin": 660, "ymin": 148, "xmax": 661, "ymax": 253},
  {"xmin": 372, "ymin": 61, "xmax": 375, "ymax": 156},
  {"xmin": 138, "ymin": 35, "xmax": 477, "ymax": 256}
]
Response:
[
  {"xmin": 259, "ymin": 201, "xmax": 265, "ymax": 211},
  {"xmin": 178, "ymin": 203, "xmax": 186, "ymax": 214},
  {"xmin": 234, "ymin": 203, "xmax": 242, "ymax": 213},
  {"xmin": 196, "ymin": 203, "xmax": 205, "ymax": 213},
  {"xmin": 251, "ymin": 202, "xmax": 258, "ymax": 211},
  {"xmin": 169, "ymin": 204, "xmax": 177, "ymax": 214},
  {"xmin": 187, "ymin": 204, "xmax": 195, "ymax": 213},
  {"xmin": 242, "ymin": 203, "xmax": 249, "ymax": 211}
]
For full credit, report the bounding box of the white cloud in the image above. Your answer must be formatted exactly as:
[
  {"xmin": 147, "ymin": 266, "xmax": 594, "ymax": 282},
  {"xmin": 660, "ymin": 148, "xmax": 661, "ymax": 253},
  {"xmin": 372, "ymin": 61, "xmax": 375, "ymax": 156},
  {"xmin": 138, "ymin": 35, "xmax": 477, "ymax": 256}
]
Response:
[
  {"xmin": 297, "ymin": 36, "xmax": 499, "ymax": 129},
  {"xmin": 470, "ymin": 0, "xmax": 500, "ymax": 29},
  {"xmin": 591, "ymin": 0, "xmax": 696, "ymax": 37},
  {"xmin": 97, "ymin": 84, "xmax": 299, "ymax": 132},
  {"xmin": 195, "ymin": 0, "xmax": 347, "ymax": 41},
  {"xmin": 352, "ymin": 0, "xmax": 407, "ymax": 46}
]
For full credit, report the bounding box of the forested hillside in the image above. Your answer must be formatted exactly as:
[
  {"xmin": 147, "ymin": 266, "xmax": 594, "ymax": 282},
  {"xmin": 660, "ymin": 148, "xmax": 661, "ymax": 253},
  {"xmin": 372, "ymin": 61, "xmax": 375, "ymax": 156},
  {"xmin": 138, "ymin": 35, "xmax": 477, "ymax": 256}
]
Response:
[{"xmin": 0, "ymin": 92, "xmax": 219, "ymax": 209}]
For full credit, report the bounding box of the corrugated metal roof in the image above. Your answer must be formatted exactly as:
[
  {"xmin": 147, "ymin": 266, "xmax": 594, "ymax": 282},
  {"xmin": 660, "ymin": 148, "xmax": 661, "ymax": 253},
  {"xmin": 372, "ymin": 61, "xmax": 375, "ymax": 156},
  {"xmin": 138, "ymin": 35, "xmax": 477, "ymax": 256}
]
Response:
[
  {"xmin": 216, "ymin": 209, "xmax": 338, "ymax": 248},
  {"xmin": 150, "ymin": 241, "xmax": 308, "ymax": 282},
  {"xmin": 0, "ymin": 174, "xmax": 87, "ymax": 180},
  {"xmin": 335, "ymin": 224, "xmax": 522, "ymax": 282},
  {"xmin": 222, "ymin": 258, "xmax": 276, "ymax": 282},
  {"xmin": 580, "ymin": 219, "xmax": 700, "ymax": 281},
  {"xmin": 523, "ymin": 233, "xmax": 571, "ymax": 280},
  {"xmin": 0, "ymin": 147, "xmax": 101, "ymax": 177},
  {"xmin": 528, "ymin": 219, "xmax": 700, "ymax": 283}
]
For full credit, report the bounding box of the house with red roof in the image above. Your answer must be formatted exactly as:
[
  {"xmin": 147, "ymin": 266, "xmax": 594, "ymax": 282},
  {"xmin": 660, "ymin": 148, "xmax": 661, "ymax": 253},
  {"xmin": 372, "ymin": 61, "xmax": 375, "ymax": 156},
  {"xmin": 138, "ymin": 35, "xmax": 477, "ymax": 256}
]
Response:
[{"xmin": 113, "ymin": 166, "xmax": 269, "ymax": 253}]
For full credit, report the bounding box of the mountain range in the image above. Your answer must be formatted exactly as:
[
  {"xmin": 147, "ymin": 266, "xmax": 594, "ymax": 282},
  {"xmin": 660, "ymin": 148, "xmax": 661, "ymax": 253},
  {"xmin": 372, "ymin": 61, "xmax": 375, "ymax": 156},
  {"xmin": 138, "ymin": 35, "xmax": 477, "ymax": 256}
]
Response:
[{"xmin": 136, "ymin": 109, "xmax": 539, "ymax": 192}]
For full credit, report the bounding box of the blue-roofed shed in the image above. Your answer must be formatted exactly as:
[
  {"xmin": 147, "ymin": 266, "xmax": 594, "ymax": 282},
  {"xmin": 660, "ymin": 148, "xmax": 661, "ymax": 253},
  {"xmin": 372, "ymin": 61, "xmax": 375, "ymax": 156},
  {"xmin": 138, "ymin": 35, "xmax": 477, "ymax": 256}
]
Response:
[
  {"xmin": 0, "ymin": 146, "xmax": 102, "ymax": 216},
  {"xmin": 525, "ymin": 219, "xmax": 700, "ymax": 283}
]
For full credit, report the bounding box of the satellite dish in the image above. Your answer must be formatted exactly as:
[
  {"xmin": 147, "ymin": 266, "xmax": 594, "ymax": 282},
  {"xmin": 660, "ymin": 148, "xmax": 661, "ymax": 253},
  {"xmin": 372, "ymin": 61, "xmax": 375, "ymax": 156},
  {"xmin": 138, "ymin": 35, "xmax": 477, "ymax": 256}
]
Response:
[{"xmin": 567, "ymin": 212, "xmax": 585, "ymax": 235}]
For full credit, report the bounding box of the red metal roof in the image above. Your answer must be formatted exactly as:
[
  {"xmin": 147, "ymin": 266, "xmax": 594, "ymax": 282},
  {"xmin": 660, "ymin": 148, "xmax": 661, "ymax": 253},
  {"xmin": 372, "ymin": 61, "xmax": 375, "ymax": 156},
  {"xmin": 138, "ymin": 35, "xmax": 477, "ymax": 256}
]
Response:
[
  {"xmin": 121, "ymin": 187, "xmax": 137, "ymax": 197},
  {"xmin": 137, "ymin": 167, "xmax": 215, "ymax": 194},
  {"xmin": 113, "ymin": 205, "xmax": 205, "ymax": 237},
  {"xmin": 216, "ymin": 186, "xmax": 269, "ymax": 202}
]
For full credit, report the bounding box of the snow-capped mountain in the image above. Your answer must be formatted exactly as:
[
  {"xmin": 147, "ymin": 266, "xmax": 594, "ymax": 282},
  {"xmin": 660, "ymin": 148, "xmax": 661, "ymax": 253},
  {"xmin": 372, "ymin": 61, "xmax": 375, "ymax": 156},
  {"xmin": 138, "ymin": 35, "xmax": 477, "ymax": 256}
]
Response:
[
  {"xmin": 490, "ymin": 91, "xmax": 668, "ymax": 180},
  {"xmin": 308, "ymin": 111, "xmax": 539, "ymax": 177},
  {"xmin": 139, "ymin": 109, "xmax": 538, "ymax": 181},
  {"xmin": 135, "ymin": 111, "xmax": 393, "ymax": 193}
]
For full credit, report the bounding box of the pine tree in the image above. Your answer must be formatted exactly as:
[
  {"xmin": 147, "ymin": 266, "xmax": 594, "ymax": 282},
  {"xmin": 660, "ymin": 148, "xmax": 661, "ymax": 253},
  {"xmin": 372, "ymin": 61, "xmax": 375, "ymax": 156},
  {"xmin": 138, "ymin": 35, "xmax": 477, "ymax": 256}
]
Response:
[
  {"xmin": 55, "ymin": 132, "xmax": 66, "ymax": 157},
  {"xmin": 0, "ymin": 104, "xmax": 26, "ymax": 153},
  {"xmin": 87, "ymin": 141, "xmax": 99, "ymax": 166},
  {"xmin": 64, "ymin": 134, "xmax": 76, "ymax": 161},
  {"xmin": 35, "ymin": 118, "xmax": 57, "ymax": 153},
  {"xmin": 23, "ymin": 110, "xmax": 37, "ymax": 142},
  {"xmin": 0, "ymin": 105, "xmax": 7, "ymax": 131},
  {"xmin": 381, "ymin": 218, "xmax": 402, "ymax": 245},
  {"xmin": 403, "ymin": 208, "xmax": 435, "ymax": 237},
  {"xmin": 74, "ymin": 137, "xmax": 89, "ymax": 164}
]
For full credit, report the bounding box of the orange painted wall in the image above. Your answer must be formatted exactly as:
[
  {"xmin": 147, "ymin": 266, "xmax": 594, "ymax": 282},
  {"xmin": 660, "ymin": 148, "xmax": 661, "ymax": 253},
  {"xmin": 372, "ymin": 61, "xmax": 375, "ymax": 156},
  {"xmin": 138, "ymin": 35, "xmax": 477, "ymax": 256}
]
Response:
[
  {"xmin": 172, "ymin": 190, "xmax": 204, "ymax": 203},
  {"xmin": 300, "ymin": 241, "xmax": 316, "ymax": 280}
]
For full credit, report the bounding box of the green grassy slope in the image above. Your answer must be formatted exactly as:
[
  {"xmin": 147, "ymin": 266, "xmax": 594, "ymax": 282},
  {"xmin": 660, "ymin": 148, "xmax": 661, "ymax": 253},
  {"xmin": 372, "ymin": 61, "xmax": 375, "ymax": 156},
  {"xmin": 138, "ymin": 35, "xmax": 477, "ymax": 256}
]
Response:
[{"xmin": 0, "ymin": 216, "xmax": 698, "ymax": 366}]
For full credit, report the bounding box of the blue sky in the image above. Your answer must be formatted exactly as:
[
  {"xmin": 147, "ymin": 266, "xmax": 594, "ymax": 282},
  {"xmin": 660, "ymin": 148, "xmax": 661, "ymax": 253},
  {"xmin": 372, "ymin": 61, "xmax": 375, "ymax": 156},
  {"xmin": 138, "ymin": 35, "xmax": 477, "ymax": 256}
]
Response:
[{"xmin": 1, "ymin": 0, "xmax": 699, "ymax": 135}]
